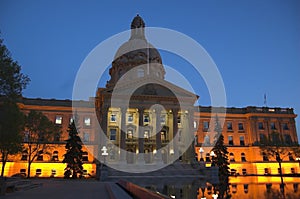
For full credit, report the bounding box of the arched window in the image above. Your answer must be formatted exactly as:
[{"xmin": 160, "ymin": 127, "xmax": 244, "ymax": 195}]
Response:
[
  {"xmin": 37, "ymin": 150, "xmax": 43, "ymax": 161},
  {"xmin": 229, "ymin": 152, "xmax": 235, "ymax": 162},
  {"xmin": 52, "ymin": 151, "xmax": 59, "ymax": 161},
  {"xmin": 241, "ymin": 153, "xmax": 246, "ymax": 162}
]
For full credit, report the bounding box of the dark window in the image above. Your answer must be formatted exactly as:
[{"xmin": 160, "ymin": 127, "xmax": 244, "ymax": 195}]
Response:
[
  {"xmin": 283, "ymin": 123, "xmax": 289, "ymax": 130},
  {"xmin": 241, "ymin": 153, "xmax": 246, "ymax": 162},
  {"xmin": 242, "ymin": 169, "xmax": 247, "ymax": 175},
  {"xmin": 83, "ymin": 132, "xmax": 90, "ymax": 142},
  {"xmin": 127, "ymin": 114, "xmax": 133, "ymax": 123},
  {"xmin": 266, "ymin": 183, "xmax": 272, "ymax": 192},
  {"xmin": 127, "ymin": 129, "xmax": 133, "ymax": 139},
  {"xmin": 284, "ymin": 134, "xmax": 292, "ymax": 145},
  {"xmin": 293, "ymin": 184, "xmax": 298, "ymax": 193},
  {"xmin": 205, "ymin": 153, "xmax": 211, "ymax": 162},
  {"xmin": 228, "ymin": 136, "xmax": 234, "ymax": 146},
  {"xmin": 278, "ymin": 168, "xmax": 282, "ymax": 174},
  {"xmin": 263, "ymin": 152, "xmax": 269, "ymax": 161},
  {"xmin": 232, "ymin": 184, "xmax": 237, "ymax": 194},
  {"xmin": 240, "ymin": 136, "xmax": 245, "ymax": 146},
  {"xmin": 203, "ymin": 121, "xmax": 209, "ymax": 131},
  {"xmin": 231, "ymin": 169, "xmax": 237, "ymax": 175},
  {"xmin": 288, "ymin": 153, "xmax": 294, "ymax": 161},
  {"xmin": 264, "ymin": 168, "xmax": 271, "ymax": 175},
  {"xmin": 161, "ymin": 131, "xmax": 167, "ymax": 141},
  {"xmin": 21, "ymin": 150, "xmax": 28, "ymax": 160},
  {"xmin": 244, "ymin": 184, "xmax": 249, "ymax": 193},
  {"xmin": 110, "ymin": 114, "xmax": 116, "ymax": 122},
  {"xmin": 270, "ymin": 122, "xmax": 276, "ymax": 130},
  {"xmin": 291, "ymin": 168, "xmax": 296, "ymax": 174},
  {"xmin": 227, "ymin": 122, "xmax": 233, "ymax": 131},
  {"xmin": 238, "ymin": 123, "xmax": 244, "ymax": 131},
  {"xmin": 37, "ymin": 151, "xmax": 43, "ymax": 161},
  {"xmin": 36, "ymin": 169, "xmax": 42, "ymax": 176},
  {"xmin": 271, "ymin": 133, "xmax": 280, "ymax": 143},
  {"xmin": 160, "ymin": 115, "xmax": 166, "ymax": 125},
  {"xmin": 260, "ymin": 133, "xmax": 267, "ymax": 143},
  {"xmin": 258, "ymin": 122, "xmax": 264, "ymax": 130},
  {"xmin": 229, "ymin": 152, "xmax": 235, "ymax": 162},
  {"xmin": 144, "ymin": 114, "xmax": 150, "ymax": 124},
  {"xmin": 110, "ymin": 129, "xmax": 117, "ymax": 141},
  {"xmin": 82, "ymin": 151, "xmax": 88, "ymax": 161},
  {"xmin": 54, "ymin": 133, "xmax": 60, "ymax": 142},
  {"xmin": 204, "ymin": 135, "xmax": 210, "ymax": 146},
  {"xmin": 20, "ymin": 169, "xmax": 26, "ymax": 174}
]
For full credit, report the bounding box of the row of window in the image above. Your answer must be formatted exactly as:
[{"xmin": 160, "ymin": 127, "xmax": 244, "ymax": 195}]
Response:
[
  {"xmin": 264, "ymin": 167, "xmax": 297, "ymax": 175},
  {"xmin": 258, "ymin": 122, "xmax": 289, "ymax": 130},
  {"xmin": 54, "ymin": 115, "xmax": 91, "ymax": 127},
  {"xmin": 109, "ymin": 128, "xmax": 169, "ymax": 141},
  {"xmin": 21, "ymin": 151, "xmax": 89, "ymax": 161},
  {"xmin": 202, "ymin": 121, "xmax": 245, "ymax": 131},
  {"xmin": 201, "ymin": 121, "xmax": 290, "ymax": 132},
  {"xmin": 109, "ymin": 113, "xmax": 181, "ymax": 126},
  {"xmin": 202, "ymin": 135, "xmax": 245, "ymax": 146},
  {"xmin": 259, "ymin": 133, "xmax": 293, "ymax": 144},
  {"xmin": 19, "ymin": 169, "xmax": 88, "ymax": 177},
  {"xmin": 262, "ymin": 152, "xmax": 295, "ymax": 162}
]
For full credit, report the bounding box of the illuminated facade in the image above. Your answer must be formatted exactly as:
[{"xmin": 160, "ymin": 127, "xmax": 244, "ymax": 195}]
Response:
[{"xmin": 1, "ymin": 14, "xmax": 299, "ymax": 198}]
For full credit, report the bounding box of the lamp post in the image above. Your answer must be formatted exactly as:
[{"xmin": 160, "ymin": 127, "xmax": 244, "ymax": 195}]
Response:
[
  {"xmin": 296, "ymin": 157, "xmax": 300, "ymax": 173},
  {"xmin": 210, "ymin": 151, "xmax": 216, "ymax": 166},
  {"xmin": 199, "ymin": 147, "xmax": 204, "ymax": 162},
  {"xmin": 101, "ymin": 146, "xmax": 108, "ymax": 165}
]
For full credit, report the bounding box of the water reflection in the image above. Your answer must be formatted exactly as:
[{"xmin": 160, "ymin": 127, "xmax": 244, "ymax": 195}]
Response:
[{"xmin": 145, "ymin": 178, "xmax": 300, "ymax": 199}]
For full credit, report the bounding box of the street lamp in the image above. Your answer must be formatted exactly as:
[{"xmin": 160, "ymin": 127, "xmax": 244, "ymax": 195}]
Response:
[
  {"xmin": 199, "ymin": 147, "xmax": 204, "ymax": 162},
  {"xmin": 210, "ymin": 151, "xmax": 216, "ymax": 166},
  {"xmin": 296, "ymin": 157, "xmax": 300, "ymax": 171},
  {"xmin": 101, "ymin": 146, "xmax": 108, "ymax": 165}
]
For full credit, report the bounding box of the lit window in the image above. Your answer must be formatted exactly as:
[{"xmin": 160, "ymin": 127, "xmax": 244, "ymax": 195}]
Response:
[
  {"xmin": 127, "ymin": 129, "xmax": 133, "ymax": 139},
  {"xmin": 228, "ymin": 136, "xmax": 234, "ymax": 146},
  {"xmin": 227, "ymin": 122, "xmax": 233, "ymax": 131},
  {"xmin": 161, "ymin": 131, "xmax": 167, "ymax": 141},
  {"xmin": 270, "ymin": 122, "xmax": 276, "ymax": 130},
  {"xmin": 193, "ymin": 121, "xmax": 197, "ymax": 129},
  {"xmin": 258, "ymin": 122, "xmax": 264, "ymax": 130},
  {"xmin": 36, "ymin": 169, "xmax": 42, "ymax": 176},
  {"xmin": 240, "ymin": 136, "xmax": 245, "ymax": 146},
  {"xmin": 110, "ymin": 129, "xmax": 116, "ymax": 140},
  {"xmin": 84, "ymin": 117, "xmax": 91, "ymax": 126},
  {"xmin": 55, "ymin": 116, "xmax": 62, "ymax": 125},
  {"xmin": 83, "ymin": 132, "xmax": 90, "ymax": 142},
  {"xmin": 238, "ymin": 123, "xmax": 244, "ymax": 131},
  {"xmin": 137, "ymin": 68, "xmax": 144, "ymax": 77},
  {"xmin": 203, "ymin": 121, "xmax": 209, "ymax": 131},
  {"xmin": 127, "ymin": 113, "xmax": 133, "ymax": 123},
  {"xmin": 70, "ymin": 117, "xmax": 74, "ymax": 124},
  {"xmin": 144, "ymin": 130, "xmax": 150, "ymax": 139},
  {"xmin": 52, "ymin": 151, "xmax": 59, "ymax": 161}
]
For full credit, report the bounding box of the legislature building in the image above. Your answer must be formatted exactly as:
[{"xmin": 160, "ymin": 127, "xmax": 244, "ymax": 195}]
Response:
[{"xmin": 1, "ymin": 15, "xmax": 300, "ymax": 198}]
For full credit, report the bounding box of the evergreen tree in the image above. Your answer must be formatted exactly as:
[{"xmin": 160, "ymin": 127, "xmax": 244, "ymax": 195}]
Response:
[
  {"xmin": 212, "ymin": 115, "xmax": 231, "ymax": 199},
  {"xmin": 63, "ymin": 120, "xmax": 84, "ymax": 179}
]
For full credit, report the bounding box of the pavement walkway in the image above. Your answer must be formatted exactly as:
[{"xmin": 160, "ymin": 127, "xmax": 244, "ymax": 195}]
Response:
[{"xmin": 1, "ymin": 179, "xmax": 132, "ymax": 199}]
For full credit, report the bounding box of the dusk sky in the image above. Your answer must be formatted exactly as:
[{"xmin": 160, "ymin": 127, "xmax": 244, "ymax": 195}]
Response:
[{"xmin": 1, "ymin": 1, "xmax": 300, "ymax": 137}]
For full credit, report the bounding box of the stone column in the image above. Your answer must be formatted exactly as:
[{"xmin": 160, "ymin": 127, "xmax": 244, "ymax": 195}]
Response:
[
  {"xmin": 172, "ymin": 108, "xmax": 179, "ymax": 160},
  {"xmin": 137, "ymin": 107, "xmax": 145, "ymax": 163},
  {"xmin": 155, "ymin": 107, "xmax": 162, "ymax": 163},
  {"xmin": 120, "ymin": 107, "xmax": 127, "ymax": 162}
]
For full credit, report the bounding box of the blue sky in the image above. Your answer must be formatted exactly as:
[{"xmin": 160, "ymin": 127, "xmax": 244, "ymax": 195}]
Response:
[{"xmin": 1, "ymin": 1, "xmax": 300, "ymax": 137}]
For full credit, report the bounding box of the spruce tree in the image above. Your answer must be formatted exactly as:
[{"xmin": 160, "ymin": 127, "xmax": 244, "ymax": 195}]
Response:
[
  {"xmin": 63, "ymin": 120, "xmax": 84, "ymax": 179},
  {"xmin": 212, "ymin": 115, "xmax": 231, "ymax": 199}
]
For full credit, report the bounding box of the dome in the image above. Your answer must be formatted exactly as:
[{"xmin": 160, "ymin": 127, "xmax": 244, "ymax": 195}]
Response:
[{"xmin": 106, "ymin": 15, "xmax": 165, "ymax": 88}]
